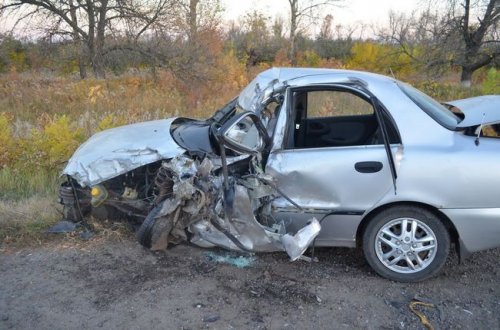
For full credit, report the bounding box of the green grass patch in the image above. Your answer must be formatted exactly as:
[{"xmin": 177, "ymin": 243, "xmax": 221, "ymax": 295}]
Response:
[{"xmin": 0, "ymin": 168, "xmax": 61, "ymax": 200}]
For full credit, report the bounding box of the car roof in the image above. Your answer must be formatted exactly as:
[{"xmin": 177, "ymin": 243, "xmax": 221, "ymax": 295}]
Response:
[{"xmin": 262, "ymin": 67, "xmax": 397, "ymax": 87}]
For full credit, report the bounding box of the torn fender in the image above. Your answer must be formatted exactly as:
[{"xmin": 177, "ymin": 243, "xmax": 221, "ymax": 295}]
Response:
[{"xmin": 62, "ymin": 118, "xmax": 184, "ymax": 187}]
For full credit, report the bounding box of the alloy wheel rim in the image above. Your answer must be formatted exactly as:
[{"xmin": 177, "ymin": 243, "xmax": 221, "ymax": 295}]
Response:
[{"xmin": 375, "ymin": 217, "xmax": 437, "ymax": 274}]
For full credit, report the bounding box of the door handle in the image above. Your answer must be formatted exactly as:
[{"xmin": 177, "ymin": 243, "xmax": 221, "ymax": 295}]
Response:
[{"xmin": 355, "ymin": 161, "xmax": 383, "ymax": 173}]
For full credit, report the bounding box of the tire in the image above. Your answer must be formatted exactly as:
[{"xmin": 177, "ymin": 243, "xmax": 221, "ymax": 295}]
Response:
[
  {"xmin": 362, "ymin": 206, "xmax": 450, "ymax": 282},
  {"xmin": 136, "ymin": 204, "xmax": 163, "ymax": 249}
]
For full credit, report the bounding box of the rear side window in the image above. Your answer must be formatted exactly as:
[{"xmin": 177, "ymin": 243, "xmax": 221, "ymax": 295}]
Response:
[{"xmin": 397, "ymin": 82, "xmax": 460, "ymax": 130}]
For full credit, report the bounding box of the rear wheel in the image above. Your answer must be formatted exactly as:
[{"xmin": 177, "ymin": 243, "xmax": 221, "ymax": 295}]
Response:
[{"xmin": 362, "ymin": 206, "xmax": 450, "ymax": 282}]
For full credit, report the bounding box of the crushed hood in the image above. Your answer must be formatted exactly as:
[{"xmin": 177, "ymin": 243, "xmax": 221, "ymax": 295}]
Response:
[
  {"xmin": 62, "ymin": 118, "xmax": 184, "ymax": 187},
  {"xmin": 446, "ymin": 95, "xmax": 500, "ymax": 128}
]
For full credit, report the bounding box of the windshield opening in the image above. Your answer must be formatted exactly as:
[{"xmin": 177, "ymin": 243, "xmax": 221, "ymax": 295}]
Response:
[
  {"xmin": 209, "ymin": 98, "xmax": 240, "ymax": 124},
  {"xmin": 397, "ymin": 82, "xmax": 460, "ymax": 130}
]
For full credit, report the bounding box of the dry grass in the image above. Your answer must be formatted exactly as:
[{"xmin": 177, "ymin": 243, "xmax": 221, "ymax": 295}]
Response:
[
  {"xmin": 0, "ymin": 70, "xmax": 244, "ymax": 132},
  {"xmin": 0, "ymin": 195, "xmax": 61, "ymax": 246},
  {"xmin": 0, "ymin": 195, "xmax": 133, "ymax": 249}
]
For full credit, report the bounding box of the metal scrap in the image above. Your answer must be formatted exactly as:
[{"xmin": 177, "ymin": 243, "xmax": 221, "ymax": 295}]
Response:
[
  {"xmin": 143, "ymin": 154, "xmax": 321, "ymax": 260},
  {"xmin": 281, "ymin": 218, "xmax": 321, "ymax": 261}
]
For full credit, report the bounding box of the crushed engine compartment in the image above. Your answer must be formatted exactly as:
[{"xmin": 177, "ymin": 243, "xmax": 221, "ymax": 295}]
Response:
[{"xmin": 59, "ymin": 154, "xmax": 321, "ymax": 261}]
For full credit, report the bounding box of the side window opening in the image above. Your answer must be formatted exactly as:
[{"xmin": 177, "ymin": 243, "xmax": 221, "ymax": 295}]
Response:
[{"xmin": 287, "ymin": 88, "xmax": 399, "ymax": 149}]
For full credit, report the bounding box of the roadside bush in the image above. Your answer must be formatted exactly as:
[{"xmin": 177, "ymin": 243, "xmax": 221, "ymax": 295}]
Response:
[
  {"xmin": 417, "ymin": 81, "xmax": 484, "ymax": 101},
  {"xmin": 347, "ymin": 42, "xmax": 414, "ymax": 77},
  {"xmin": 0, "ymin": 112, "xmax": 16, "ymax": 168},
  {"xmin": 15, "ymin": 115, "xmax": 84, "ymax": 171},
  {"xmin": 482, "ymin": 68, "xmax": 500, "ymax": 94}
]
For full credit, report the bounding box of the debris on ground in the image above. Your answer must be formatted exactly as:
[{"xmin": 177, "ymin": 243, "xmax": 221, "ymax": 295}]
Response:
[
  {"xmin": 47, "ymin": 220, "xmax": 79, "ymax": 233},
  {"xmin": 204, "ymin": 251, "xmax": 256, "ymax": 268},
  {"xmin": 409, "ymin": 299, "xmax": 436, "ymax": 330},
  {"xmin": 202, "ymin": 315, "xmax": 220, "ymax": 323}
]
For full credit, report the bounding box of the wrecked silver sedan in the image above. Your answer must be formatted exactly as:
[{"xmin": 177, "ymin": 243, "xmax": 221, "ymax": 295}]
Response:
[{"xmin": 58, "ymin": 68, "xmax": 500, "ymax": 282}]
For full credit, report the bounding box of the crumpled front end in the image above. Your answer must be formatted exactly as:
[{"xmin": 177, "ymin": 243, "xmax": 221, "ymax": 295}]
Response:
[{"xmin": 136, "ymin": 155, "xmax": 321, "ymax": 260}]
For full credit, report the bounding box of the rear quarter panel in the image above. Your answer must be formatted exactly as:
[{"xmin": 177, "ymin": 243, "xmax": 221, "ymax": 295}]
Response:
[
  {"xmin": 373, "ymin": 133, "xmax": 500, "ymax": 253},
  {"xmin": 378, "ymin": 134, "xmax": 500, "ymax": 209}
]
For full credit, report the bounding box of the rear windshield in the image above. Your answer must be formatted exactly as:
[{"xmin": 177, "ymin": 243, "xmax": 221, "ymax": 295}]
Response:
[{"xmin": 397, "ymin": 82, "xmax": 460, "ymax": 130}]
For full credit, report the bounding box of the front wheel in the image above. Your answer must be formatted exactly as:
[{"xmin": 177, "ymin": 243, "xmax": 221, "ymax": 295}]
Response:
[{"xmin": 362, "ymin": 206, "xmax": 450, "ymax": 282}]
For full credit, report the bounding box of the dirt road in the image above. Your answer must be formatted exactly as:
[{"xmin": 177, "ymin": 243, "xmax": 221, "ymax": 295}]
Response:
[{"xmin": 1, "ymin": 237, "xmax": 499, "ymax": 329}]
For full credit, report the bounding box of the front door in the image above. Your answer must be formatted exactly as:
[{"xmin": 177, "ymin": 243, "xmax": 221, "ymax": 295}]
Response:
[{"xmin": 265, "ymin": 85, "xmax": 401, "ymax": 246}]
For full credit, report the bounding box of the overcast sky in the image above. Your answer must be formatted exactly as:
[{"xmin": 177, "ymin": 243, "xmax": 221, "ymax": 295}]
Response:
[
  {"xmin": 221, "ymin": 0, "xmax": 425, "ymax": 37},
  {"xmin": 2, "ymin": 0, "xmax": 430, "ymax": 38}
]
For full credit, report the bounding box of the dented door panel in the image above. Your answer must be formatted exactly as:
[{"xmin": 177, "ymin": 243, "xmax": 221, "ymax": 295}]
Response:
[{"xmin": 265, "ymin": 146, "xmax": 394, "ymax": 211}]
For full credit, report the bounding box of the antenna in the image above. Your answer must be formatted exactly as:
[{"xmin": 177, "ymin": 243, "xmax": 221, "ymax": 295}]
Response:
[
  {"xmin": 475, "ymin": 113, "xmax": 486, "ymax": 146},
  {"xmin": 389, "ymin": 67, "xmax": 396, "ymax": 79}
]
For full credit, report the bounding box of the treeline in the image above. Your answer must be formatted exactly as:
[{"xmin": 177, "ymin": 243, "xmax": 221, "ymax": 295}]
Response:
[
  {"xmin": 0, "ymin": 0, "xmax": 499, "ymax": 86},
  {"xmin": 0, "ymin": 15, "xmax": 355, "ymax": 77}
]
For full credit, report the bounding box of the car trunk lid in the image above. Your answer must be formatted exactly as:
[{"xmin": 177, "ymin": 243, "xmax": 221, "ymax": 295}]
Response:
[{"xmin": 446, "ymin": 95, "xmax": 500, "ymax": 128}]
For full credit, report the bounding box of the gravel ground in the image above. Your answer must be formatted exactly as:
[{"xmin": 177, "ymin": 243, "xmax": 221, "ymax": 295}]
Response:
[{"xmin": 0, "ymin": 237, "xmax": 499, "ymax": 329}]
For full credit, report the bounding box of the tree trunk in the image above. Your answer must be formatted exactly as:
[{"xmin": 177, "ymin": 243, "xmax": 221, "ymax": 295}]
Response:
[
  {"xmin": 78, "ymin": 56, "xmax": 87, "ymax": 79},
  {"xmin": 92, "ymin": 53, "xmax": 105, "ymax": 79},
  {"xmin": 188, "ymin": 0, "xmax": 199, "ymax": 43},
  {"xmin": 77, "ymin": 40, "xmax": 88, "ymax": 79},
  {"xmin": 69, "ymin": 0, "xmax": 87, "ymax": 79},
  {"xmin": 457, "ymin": 0, "xmax": 499, "ymax": 87},
  {"xmin": 289, "ymin": 0, "xmax": 298, "ymax": 65},
  {"xmin": 92, "ymin": 35, "xmax": 105, "ymax": 79},
  {"xmin": 93, "ymin": 0, "xmax": 108, "ymax": 79},
  {"xmin": 460, "ymin": 66, "xmax": 473, "ymax": 88}
]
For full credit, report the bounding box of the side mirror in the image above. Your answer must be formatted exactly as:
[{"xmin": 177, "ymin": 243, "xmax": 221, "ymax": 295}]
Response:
[{"xmin": 219, "ymin": 112, "xmax": 269, "ymax": 154}]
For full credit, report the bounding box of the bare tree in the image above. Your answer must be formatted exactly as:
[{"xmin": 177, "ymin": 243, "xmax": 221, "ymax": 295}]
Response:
[
  {"xmin": 176, "ymin": 0, "xmax": 221, "ymax": 43},
  {"xmin": 286, "ymin": 0, "xmax": 342, "ymax": 65},
  {"xmin": 0, "ymin": 0, "xmax": 175, "ymax": 78},
  {"xmin": 188, "ymin": 0, "xmax": 199, "ymax": 41},
  {"xmin": 379, "ymin": 10, "xmax": 449, "ymax": 76},
  {"xmin": 452, "ymin": 0, "xmax": 500, "ymax": 87},
  {"xmin": 272, "ymin": 16, "xmax": 285, "ymax": 39},
  {"xmin": 318, "ymin": 14, "xmax": 333, "ymax": 40},
  {"xmin": 380, "ymin": 0, "xmax": 500, "ymax": 86},
  {"xmin": 315, "ymin": 14, "xmax": 353, "ymax": 60}
]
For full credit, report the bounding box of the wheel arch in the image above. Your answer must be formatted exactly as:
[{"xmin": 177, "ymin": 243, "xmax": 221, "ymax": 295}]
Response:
[{"xmin": 356, "ymin": 201, "xmax": 459, "ymax": 253}]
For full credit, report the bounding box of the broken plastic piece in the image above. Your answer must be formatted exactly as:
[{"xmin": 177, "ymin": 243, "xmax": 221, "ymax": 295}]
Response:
[
  {"xmin": 280, "ymin": 218, "xmax": 321, "ymax": 261},
  {"xmin": 47, "ymin": 221, "xmax": 79, "ymax": 233}
]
